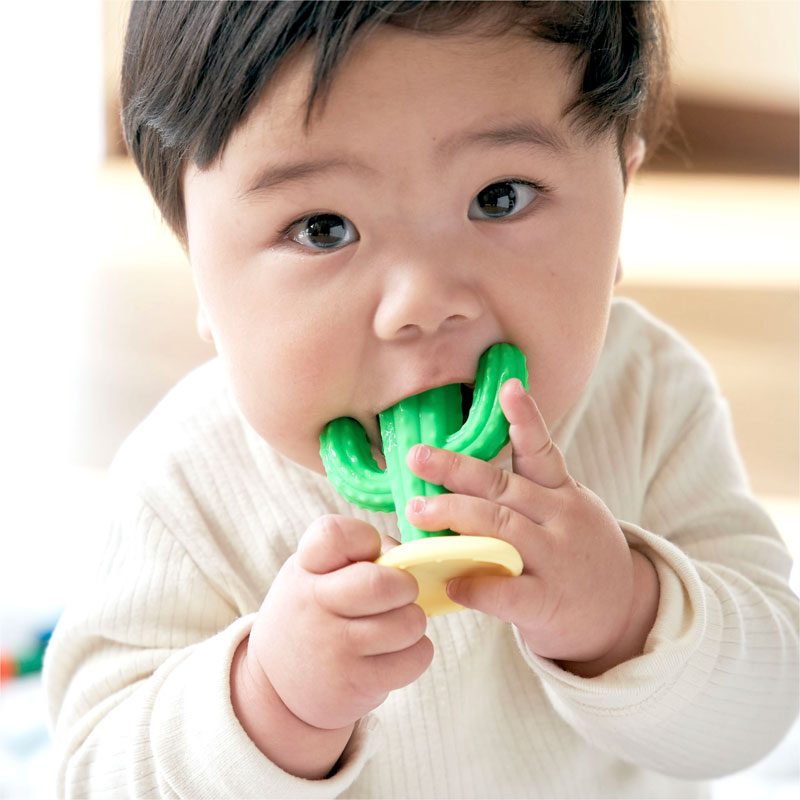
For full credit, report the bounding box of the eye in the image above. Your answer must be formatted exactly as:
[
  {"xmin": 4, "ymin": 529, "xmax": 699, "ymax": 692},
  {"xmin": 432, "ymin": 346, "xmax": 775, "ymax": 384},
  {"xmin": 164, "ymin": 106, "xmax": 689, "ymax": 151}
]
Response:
[
  {"xmin": 468, "ymin": 180, "xmax": 539, "ymax": 220},
  {"xmin": 284, "ymin": 213, "xmax": 359, "ymax": 250}
]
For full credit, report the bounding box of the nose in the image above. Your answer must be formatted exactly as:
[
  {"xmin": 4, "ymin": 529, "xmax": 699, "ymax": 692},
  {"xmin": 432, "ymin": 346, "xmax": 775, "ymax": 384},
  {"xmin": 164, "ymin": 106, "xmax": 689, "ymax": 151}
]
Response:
[{"xmin": 372, "ymin": 259, "xmax": 484, "ymax": 341}]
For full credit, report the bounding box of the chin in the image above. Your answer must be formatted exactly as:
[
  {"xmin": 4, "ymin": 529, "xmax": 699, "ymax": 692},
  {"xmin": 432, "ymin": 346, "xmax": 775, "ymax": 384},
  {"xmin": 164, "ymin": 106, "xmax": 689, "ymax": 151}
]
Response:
[{"xmin": 288, "ymin": 442, "xmax": 328, "ymax": 475}]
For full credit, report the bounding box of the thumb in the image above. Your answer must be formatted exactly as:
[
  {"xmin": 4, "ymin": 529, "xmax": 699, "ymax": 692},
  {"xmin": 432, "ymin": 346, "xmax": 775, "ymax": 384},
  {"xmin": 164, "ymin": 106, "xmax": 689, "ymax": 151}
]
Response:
[
  {"xmin": 297, "ymin": 515, "xmax": 382, "ymax": 574},
  {"xmin": 447, "ymin": 573, "xmax": 528, "ymax": 622},
  {"xmin": 499, "ymin": 379, "xmax": 571, "ymax": 489}
]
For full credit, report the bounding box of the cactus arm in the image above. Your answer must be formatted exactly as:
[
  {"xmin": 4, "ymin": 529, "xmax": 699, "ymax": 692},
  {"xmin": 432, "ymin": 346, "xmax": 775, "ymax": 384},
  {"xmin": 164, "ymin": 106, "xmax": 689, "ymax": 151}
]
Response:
[
  {"xmin": 379, "ymin": 383, "xmax": 462, "ymax": 542},
  {"xmin": 319, "ymin": 343, "xmax": 529, "ymax": 542},
  {"xmin": 319, "ymin": 417, "xmax": 393, "ymax": 511},
  {"xmin": 446, "ymin": 343, "xmax": 528, "ymax": 459}
]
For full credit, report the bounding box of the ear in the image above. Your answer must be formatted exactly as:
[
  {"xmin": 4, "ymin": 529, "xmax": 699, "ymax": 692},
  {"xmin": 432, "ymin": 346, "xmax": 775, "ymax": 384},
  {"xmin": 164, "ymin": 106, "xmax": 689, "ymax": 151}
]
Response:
[
  {"xmin": 196, "ymin": 304, "xmax": 215, "ymax": 344},
  {"xmin": 624, "ymin": 135, "xmax": 646, "ymax": 187},
  {"xmin": 616, "ymin": 136, "xmax": 646, "ymax": 287},
  {"xmin": 614, "ymin": 256, "xmax": 624, "ymax": 286}
]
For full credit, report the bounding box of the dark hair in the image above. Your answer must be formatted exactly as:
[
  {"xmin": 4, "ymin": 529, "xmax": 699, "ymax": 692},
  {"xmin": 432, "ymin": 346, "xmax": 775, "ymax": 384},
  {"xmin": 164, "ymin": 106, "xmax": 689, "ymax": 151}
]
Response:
[{"xmin": 121, "ymin": 0, "xmax": 672, "ymax": 243}]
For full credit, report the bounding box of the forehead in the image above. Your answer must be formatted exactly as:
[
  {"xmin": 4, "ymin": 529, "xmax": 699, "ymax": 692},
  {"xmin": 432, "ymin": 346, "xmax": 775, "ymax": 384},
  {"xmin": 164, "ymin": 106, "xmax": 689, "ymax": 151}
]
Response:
[{"xmin": 220, "ymin": 26, "xmax": 584, "ymax": 173}]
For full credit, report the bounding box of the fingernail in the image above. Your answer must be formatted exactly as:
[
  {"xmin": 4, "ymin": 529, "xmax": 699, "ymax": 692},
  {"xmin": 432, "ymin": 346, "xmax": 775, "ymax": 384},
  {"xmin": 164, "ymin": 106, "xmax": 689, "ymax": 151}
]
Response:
[
  {"xmin": 414, "ymin": 444, "xmax": 431, "ymax": 464},
  {"xmin": 409, "ymin": 496, "xmax": 426, "ymax": 514},
  {"xmin": 513, "ymin": 379, "xmax": 527, "ymax": 397},
  {"xmin": 446, "ymin": 579, "xmax": 461, "ymax": 598}
]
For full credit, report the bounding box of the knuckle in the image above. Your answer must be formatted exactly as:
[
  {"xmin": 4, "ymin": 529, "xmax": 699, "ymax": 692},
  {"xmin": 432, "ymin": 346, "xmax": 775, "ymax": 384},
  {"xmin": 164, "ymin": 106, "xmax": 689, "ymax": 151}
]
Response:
[
  {"xmin": 541, "ymin": 490, "xmax": 566, "ymax": 525},
  {"xmin": 534, "ymin": 436, "xmax": 556, "ymax": 459},
  {"xmin": 365, "ymin": 563, "xmax": 408, "ymax": 608},
  {"xmin": 318, "ymin": 513, "xmax": 344, "ymax": 542},
  {"xmin": 298, "ymin": 514, "xmax": 340, "ymax": 561},
  {"xmin": 383, "ymin": 646, "xmax": 427, "ymax": 691},
  {"xmin": 365, "ymin": 563, "xmax": 391, "ymax": 601},
  {"xmin": 558, "ymin": 488, "xmax": 583, "ymax": 526},
  {"xmin": 502, "ymin": 577, "xmax": 525, "ymax": 617},
  {"xmin": 408, "ymin": 603, "xmax": 428, "ymax": 638},
  {"xmin": 487, "ymin": 466, "xmax": 511, "ymax": 500},
  {"xmin": 391, "ymin": 568, "xmax": 420, "ymax": 606},
  {"xmin": 344, "ymin": 659, "xmax": 379, "ymax": 702},
  {"xmin": 364, "ymin": 655, "xmax": 392, "ymax": 695},
  {"xmin": 341, "ymin": 616, "xmax": 363, "ymax": 652},
  {"xmin": 311, "ymin": 571, "xmax": 336, "ymax": 614},
  {"xmin": 444, "ymin": 448, "xmax": 462, "ymax": 480},
  {"xmin": 488, "ymin": 585, "xmax": 507, "ymax": 617},
  {"xmin": 397, "ymin": 603, "xmax": 427, "ymax": 646},
  {"xmin": 412, "ymin": 635, "xmax": 435, "ymax": 674},
  {"xmin": 491, "ymin": 503, "xmax": 516, "ymax": 537}
]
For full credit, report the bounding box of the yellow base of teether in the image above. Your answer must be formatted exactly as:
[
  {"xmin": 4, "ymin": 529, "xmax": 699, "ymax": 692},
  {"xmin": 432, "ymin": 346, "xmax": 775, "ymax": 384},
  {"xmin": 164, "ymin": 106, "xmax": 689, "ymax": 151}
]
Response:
[{"xmin": 377, "ymin": 536, "xmax": 523, "ymax": 617}]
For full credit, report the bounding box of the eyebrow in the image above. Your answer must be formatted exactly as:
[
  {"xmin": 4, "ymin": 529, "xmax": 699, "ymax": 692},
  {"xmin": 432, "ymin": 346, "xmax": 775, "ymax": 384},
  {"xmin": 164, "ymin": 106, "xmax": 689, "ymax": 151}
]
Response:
[
  {"xmin": 238, "ymin": 158, "xmax": 374, "ymax": 200},
  {"xmin": 436, "ymin": 118, "xmax": 570, "ymax": 158},
  {"xmin": 238, "ymin": 117, "xmax": 568, "ymax": 200}
]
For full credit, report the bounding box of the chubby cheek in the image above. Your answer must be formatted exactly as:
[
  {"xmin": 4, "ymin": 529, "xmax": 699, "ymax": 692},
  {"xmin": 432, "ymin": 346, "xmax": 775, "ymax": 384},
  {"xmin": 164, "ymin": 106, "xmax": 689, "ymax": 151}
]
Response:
[
  {"xmin": 231, "ymin": 363, "xmax": 329, "ymax": 471},
  {"xmin": 515, "ymin": 210, "xmax": 621, "ymax": 423},
  {"xmin": 193, "ymin": 276, "xmax": 361, "ymax": 474},
  {"xmin": 222, "ymin": 323, "xmax": 358, "ymax": 472},
  {"xmin": 520, "ymin": 307, "xmax": 608, "ymax": 427}
]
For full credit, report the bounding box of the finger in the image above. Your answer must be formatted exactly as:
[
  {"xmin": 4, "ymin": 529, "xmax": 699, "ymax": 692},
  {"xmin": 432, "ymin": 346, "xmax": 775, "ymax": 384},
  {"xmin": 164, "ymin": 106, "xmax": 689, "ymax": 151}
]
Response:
[
  {"xmin": 381, "ymin": 533, "xmax": 401, "ymax": 554},
  {"xmin": 363, "ymin": 635, "xmax": 434, "ymax": 693},
  {"xmin": 314, "ymin": 560, "xmax": 419, "ymax": 617},
  {"xmin": 406, "ymin": 492, "xmax": 548, "ymax": 559},
  {"xmin": 447, "ymin": 573, "xmax": 542, "ymax": 623},
  {"xmin": 499, "ymin": 379, "xmax": 571, "ymax": 489},
  {"xmin": 342, "ymin": 603, "xmax": 428, "ymax": 657},
  {"xmin": 407, "ymin": 443, "xmax": 559, "ymax": 525},
  {"xmin": 297, "ymin": 515, "xmax": 382, "ymax": 574}
]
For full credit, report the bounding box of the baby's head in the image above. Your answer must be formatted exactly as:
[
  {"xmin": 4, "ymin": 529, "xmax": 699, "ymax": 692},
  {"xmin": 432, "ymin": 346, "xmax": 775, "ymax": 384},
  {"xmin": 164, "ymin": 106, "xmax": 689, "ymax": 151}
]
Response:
[{"xmin": 121, "ymin": 1, "xmax": 671, "ymax": 472}]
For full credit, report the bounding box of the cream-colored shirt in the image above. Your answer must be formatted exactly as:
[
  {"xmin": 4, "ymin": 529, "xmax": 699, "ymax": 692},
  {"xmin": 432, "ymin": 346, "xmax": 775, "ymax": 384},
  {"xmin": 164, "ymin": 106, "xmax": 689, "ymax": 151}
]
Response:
[{"xmin": 45, "ymin": 298, "xmax": 799, "ymax": 799}]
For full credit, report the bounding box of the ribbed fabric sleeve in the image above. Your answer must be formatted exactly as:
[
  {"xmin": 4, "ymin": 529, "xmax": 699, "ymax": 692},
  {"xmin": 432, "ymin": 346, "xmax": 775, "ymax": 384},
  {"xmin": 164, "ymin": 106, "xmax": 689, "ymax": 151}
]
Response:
[
  {"xmin": 44, "ymin": 297, "xmax": 798, "ymax": 799},
  {"xmin": 46, "ymin": 491, "xmax": 380, "ymax": 798},
  {"xmin": 512, "ymin": 300, "xmax": 798, "ymax": 779}
]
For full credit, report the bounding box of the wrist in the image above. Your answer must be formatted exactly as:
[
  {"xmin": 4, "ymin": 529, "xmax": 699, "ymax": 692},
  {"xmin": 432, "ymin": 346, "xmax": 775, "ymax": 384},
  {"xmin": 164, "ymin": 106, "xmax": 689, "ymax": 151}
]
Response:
[
  {"xmin": 557, "ymin": 548, "xmax": 660, "ymax": 678},
  {"xmin": 230, "ymin": 635, "xmax": 354, "ymax": 779}
]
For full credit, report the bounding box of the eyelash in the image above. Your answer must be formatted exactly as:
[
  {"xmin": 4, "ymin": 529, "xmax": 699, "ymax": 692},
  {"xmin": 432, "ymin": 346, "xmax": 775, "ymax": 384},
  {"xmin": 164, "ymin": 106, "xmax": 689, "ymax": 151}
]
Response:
[
  {"xmin": 276, "ymin": 177, "xmax": 551, "ymax": 251},
  {"xmin": 469, "ymin": 178, "xmax": 549, "ymax": 221}
]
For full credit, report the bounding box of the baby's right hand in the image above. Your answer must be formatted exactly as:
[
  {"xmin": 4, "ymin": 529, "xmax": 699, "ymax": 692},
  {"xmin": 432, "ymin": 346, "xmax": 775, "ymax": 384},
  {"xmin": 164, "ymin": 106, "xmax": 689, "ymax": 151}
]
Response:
[{"xmin": 247, "ymin": 515, "xmax": 433, "ymax": 730}]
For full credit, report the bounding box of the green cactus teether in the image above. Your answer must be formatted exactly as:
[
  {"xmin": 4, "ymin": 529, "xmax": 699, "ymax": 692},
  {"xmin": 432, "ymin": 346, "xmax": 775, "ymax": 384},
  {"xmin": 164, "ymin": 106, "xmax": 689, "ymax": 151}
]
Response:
[{"xmin": 319, "ymin": 343, "xmax": 528, "ymax": 616}]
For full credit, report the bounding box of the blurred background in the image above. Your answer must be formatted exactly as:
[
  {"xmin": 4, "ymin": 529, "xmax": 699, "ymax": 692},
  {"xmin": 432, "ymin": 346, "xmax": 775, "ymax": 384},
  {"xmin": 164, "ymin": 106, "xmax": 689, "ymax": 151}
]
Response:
[{"xmin": 1, "ymin": 1, "xmax": 797, "ymax": 797}]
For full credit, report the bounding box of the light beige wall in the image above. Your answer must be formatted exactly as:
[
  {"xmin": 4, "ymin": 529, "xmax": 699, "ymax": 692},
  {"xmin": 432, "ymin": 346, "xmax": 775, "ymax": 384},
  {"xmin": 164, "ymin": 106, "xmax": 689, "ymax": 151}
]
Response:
[{"xmin": 667, "ymin": 0, "xmax": 799, "ymax": 111}]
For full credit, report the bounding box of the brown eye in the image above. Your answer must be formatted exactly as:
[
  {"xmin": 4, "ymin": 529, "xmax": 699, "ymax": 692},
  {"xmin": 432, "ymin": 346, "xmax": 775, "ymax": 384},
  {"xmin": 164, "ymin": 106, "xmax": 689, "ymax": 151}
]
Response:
[
  {"xmin": 286, "ymin": 213, "xmax": 358, "ymax": 250},
  {"xmin": 468, "ymin": 180, "xmax": 538, "ymax": 219}
]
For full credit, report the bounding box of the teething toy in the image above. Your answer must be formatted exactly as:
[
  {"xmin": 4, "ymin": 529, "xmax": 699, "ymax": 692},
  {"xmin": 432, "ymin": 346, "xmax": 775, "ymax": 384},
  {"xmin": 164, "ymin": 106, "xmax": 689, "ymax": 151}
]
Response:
[{"xmin": 320, "ymin": 343, "xmax": 528, "ymax": 615}]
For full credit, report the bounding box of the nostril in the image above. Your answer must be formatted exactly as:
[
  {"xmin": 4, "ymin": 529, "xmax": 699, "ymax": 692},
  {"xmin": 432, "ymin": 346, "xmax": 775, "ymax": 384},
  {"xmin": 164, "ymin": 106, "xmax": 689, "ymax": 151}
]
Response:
[
  {"xmin": 396, "ymin": 323, "xmax": 423, "ymax": 338},
  {"xmin": 394, "ymin": 314, "xmax": 469, "ymax": 339},
  {"xmin": 373, "ymin": 279, "xmax": 483, "ymax": 340}
]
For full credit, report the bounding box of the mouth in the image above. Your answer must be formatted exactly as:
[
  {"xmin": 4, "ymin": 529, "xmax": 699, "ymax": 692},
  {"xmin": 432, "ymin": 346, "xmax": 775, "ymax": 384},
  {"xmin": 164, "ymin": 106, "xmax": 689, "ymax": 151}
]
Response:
[
  {"xmin": 369, "ymin": 381, "xmax": 475, "ymax": 466},
  {"xmin": 460, "ymin": 381, "xmax": 475, "ymax": 423}
]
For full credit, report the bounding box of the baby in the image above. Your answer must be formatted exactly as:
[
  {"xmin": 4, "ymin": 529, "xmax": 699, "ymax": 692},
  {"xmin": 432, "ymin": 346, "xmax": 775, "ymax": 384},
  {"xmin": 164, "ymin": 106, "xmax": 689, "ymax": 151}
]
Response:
[{"xmin": 45, "ymin": 2, "xmax": 798, "ymax": 798}]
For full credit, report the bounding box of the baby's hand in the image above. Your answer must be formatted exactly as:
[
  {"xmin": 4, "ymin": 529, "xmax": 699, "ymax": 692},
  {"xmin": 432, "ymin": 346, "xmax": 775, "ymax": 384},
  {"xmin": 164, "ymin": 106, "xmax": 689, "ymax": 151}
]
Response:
[
  {"xmin": 246, "ymin": 515, "xmax": 433, "ymax": 730},
  {"xmin": 406, "ymin": 379, "xmax": 658, "ymax": 673}
]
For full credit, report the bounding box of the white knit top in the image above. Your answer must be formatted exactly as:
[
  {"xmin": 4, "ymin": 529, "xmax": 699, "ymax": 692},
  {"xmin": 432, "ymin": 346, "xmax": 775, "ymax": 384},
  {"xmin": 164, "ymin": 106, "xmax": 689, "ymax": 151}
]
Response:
[{"xmin": 44, "ymin": 298, "xmax": 799, "ymax": 799}]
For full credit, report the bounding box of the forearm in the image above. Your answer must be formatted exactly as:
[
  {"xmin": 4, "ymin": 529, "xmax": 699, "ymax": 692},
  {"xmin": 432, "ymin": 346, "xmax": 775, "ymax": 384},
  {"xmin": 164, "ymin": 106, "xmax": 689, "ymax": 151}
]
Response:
[
  {"xmin": 230, "ymin": 636, "xmax": 355, "ymax": 780},
  {"xmin": 50, "ymin": 620, "xmax": 368, "ymax": 797},
  {"xmin": 50, "ymin": 616, "xmax": 298, "ymax": 798},
  {"xmin": 514, "ymin": 521, "xmax": 799, "ymax": 778},
  {"xmin": 556, "ymin": 548, "xmax": 659, "ymax": 678}
]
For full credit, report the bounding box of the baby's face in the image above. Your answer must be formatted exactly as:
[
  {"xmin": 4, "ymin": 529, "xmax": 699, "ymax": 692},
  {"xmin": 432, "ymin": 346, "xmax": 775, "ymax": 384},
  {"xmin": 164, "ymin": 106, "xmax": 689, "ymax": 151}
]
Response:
[{"xmin": 184, "ymin": 27, "xmax": 635, "ymax": 473}]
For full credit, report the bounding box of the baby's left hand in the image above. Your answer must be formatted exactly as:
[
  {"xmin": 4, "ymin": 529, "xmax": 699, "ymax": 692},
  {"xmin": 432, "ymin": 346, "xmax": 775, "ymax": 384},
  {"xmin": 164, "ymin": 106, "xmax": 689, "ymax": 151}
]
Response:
[{"xmin": 406, "ymin": 379, "xmax": 658, "ymax": 674}]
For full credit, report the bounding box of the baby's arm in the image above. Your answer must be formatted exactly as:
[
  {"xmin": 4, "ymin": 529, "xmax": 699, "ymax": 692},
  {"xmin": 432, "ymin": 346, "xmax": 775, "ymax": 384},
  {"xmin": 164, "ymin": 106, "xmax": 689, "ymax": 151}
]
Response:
[
  {"xmin": 44, "ymin": 491, "xmax": 429, "ymax": 796},
  {"xmin": 406, "ymin": 358, "xmax": 798, "ymax": 778},
  {"xmin": 230, "ymin": 514, "xmax": 432, "ymax": 778}
]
